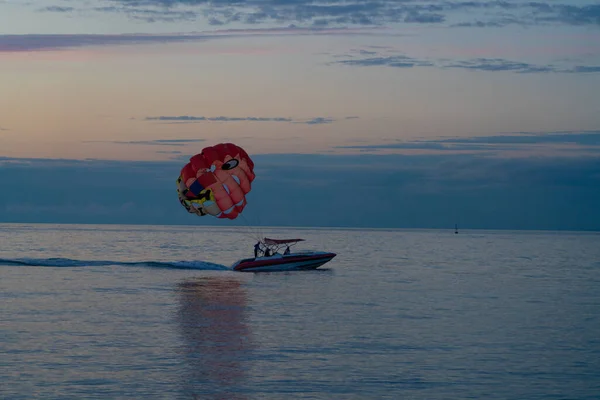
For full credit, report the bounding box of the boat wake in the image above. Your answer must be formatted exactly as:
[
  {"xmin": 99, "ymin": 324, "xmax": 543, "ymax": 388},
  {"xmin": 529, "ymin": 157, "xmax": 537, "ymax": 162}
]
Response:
[{"xmin": 0, "ymin": 257, "xmax": 229, "ymax": 270}]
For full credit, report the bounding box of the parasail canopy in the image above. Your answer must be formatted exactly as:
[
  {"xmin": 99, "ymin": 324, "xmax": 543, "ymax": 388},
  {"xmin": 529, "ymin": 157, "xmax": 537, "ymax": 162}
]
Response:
[{"xmin": 177, "ymin": 143, "xmax": 255, "ymax": 220}]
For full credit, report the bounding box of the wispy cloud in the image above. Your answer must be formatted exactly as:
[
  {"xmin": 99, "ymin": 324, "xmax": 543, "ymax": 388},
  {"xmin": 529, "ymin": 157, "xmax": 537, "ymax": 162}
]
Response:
[
  {"xmin": 85, "ymin": 139, "xmax": 206, "ymax": 146},
  {"xmin": 537, "ymin": 4, "xmax": 600, "ymax": 26},
  {"xmin": 0, "ymin": 26, "xmax": 382, "ymax": 53},
  {"xmin": 335, "ymin": 131, "xmax": 600, "ymax": 155},
  {"xmin": 336, "ymin": 142, "xmax": 514, "ymax": 153},
  {"xmin": 439, "ymin": 131, "xmax": 600, "ymax": 146},
  {"xmin": 332, "ymin": 54, "xmax": 433, "ymax": 68},
  {"xmin": 92, "ymin": 5, "xmax": 198, "ymax": 23},
  {"xmin": 205, "ymin": 25, "xmax": 386, "ymax": 36},
  {"xmin": 445, "ymin": 58, "xmax": 555, "ymax": 73},
  {"xmin": 0, "ymin": 33, "xmax": 217, "ymax": 53},
  {"xmin": 39, "ymin": 6, "xmax": 75, "ymax": 13},
  {"xmin": 144, "ymin": 115, "xmax": 337, "ymax": 124},
  {"xmin": 450, "ymin": 19, "xmax": 520, "ymax": 28},
  {"xmin": 303, "ymin": 117, "xmax": 334, "ymax": 125},
  {"xmin": 57, "ymin": 1, "xmax": 600, "ymax": 28},
  {"xmin": 330, "ymin": 49, "xmax": 600, "ymax": 74},
  {"xmin": 93, "ymin": 0, "xmax": 446, "ymax": 26},
  {"xmin": 567, "ymin": 65, "xmax": 600, "ymax": 73}
]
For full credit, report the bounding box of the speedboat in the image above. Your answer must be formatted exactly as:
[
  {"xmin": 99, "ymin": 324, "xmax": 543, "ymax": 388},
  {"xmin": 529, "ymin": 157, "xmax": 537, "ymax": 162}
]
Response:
[{"xmin": 232, "ymin": 238, "xmax": 336, "ymax": 272}]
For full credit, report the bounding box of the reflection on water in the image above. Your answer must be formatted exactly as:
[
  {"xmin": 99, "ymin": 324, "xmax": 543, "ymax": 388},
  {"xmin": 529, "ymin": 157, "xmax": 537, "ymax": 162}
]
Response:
[{"xmin": 175, "ymin": 276, "xmax": 252, "ymax": 399}]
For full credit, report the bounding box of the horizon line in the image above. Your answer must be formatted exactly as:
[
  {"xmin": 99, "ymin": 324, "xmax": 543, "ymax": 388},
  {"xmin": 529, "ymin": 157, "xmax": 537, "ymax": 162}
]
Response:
[{"xmin": 1, "ymin": 221, "xmax": 598, "ymax": 234}]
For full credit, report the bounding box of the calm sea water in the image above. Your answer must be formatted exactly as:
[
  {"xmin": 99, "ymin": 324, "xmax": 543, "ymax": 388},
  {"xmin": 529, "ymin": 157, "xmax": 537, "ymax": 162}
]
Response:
[{"xmin": 1, "ymin": 223, "xmax": 599, "ymax": 399}]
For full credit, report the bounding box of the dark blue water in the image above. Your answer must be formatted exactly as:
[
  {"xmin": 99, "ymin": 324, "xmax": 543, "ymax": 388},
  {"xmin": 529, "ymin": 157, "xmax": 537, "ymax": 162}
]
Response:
[{"xmin": 1, "ymin": 224, "xmax": 599, "ymax": 399}]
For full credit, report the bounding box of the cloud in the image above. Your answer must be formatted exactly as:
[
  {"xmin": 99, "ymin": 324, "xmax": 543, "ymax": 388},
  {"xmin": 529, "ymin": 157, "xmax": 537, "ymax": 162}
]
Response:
[
  {"xmin": 0, "ymin": 26, "xmax": 383, "ymax": 53},
  {"xmin": 537, "ymin": 4, "xmax": 600, "ymax": 26},
  {"xmin": 330, "ymin": 49, "xmax": 600, "ymax": 74},
  {"xmin": 331, "ymin": 54, "xmax": 434, "ymax": 68},
  {"xmin": 335, "ymin": 142, "xmax": 514, "ymax": 153},
  {"xmin": 567, "ymin": 66, "xmax": 600, "ymax": 73},
  {"xmin": 61, "ymin": 1, "xmax": 600, "ymax": 27},
  {"xmin": 444, "ymin": 58, "xmax": 555, "ymax": 73},
  {"xmin": 451, "ymin": 19, "xmax": 519, "ymax": 28},
  {"xmin": 404, "ymin": 10, "xmax": 444, "ymax": 24},
  {"xmin": 156, "ymin": 150, "xmax": 183, "ymax": 154},
  {"xmin": 1, "ymin": 152, "xmax": 600, "ymax": 230},
  {"xmin": 85, "ymin": 138, "xmax": 206, "ymax": 146},
  {"xmin": 438, "ymin": 131, "xmax": 600, "ymax": 146},
  {"xmin": 39, "ymin": 6, "xmax": 74, "ymax": 13},
  {"xmin": 302, "ymin": 117, "xmax": 334, "ymax": 125},
  {"xmin": 92, "ymin": 5, "xmax": 198, "ymax": 22},
  {"xmin": 449, "ymin": 2, "xmax": 600, "ymax": 28},
  {"xmin": 100, "ymin": 0, "xmax": 447, "ymax": 26},
  {"xmin": 144, "ymin": 115, "xmax": 337, "ymax": 124},
  {"xmin": 0, "ymin": 33, "xmax": 217, "ymax": 53},
  {"xmin": 207, "ymin": 25, "xmax": 383, "ymax": 36},
  {"xmin": 335, "ymin": 131, "xmax": 600, "ymax": 155}
]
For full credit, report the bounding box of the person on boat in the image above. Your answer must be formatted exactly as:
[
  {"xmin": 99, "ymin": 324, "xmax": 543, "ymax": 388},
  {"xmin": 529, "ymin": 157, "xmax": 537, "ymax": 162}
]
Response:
[
  {"xmin": 284, "ymin": 246, "xmax": 290, "ymax": 255},
  {"xmin": 254, "ymin": 241, "xmax": 261, "ymax": 258},
  {"xmin": 264, "ymin": 248, "xmax": 271, "ymax": 257}
]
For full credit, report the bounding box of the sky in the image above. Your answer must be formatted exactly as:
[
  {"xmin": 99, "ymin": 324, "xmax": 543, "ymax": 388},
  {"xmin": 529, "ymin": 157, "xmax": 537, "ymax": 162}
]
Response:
[{"xmin": 1, "ymin": 0, "xmax": 600, "ymax": 230}]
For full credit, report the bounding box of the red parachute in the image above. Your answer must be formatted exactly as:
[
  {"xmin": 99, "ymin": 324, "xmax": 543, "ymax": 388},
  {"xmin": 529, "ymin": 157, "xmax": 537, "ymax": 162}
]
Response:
[{"xmin": 176, "ymin": 143, "xmax": 255, "ymax": 220}]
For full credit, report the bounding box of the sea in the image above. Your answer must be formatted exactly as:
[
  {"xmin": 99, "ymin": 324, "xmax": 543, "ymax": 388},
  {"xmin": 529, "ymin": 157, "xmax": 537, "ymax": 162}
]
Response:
[{"xmin": 1, "ymin": 223, "xmax": 599, "ymax": 400}]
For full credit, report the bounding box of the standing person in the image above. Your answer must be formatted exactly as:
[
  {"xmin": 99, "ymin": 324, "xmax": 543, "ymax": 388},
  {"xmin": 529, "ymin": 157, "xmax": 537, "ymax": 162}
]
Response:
[{"xmin": 254, "ymin": 241, "xmax": 261, "ymax": 258}]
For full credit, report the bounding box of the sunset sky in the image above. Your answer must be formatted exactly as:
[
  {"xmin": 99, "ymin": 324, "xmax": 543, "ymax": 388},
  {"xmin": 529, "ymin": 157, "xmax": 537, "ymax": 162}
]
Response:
[{"xmin": 1, "ymin": 0, "xmax": 600, "ymax": 230}]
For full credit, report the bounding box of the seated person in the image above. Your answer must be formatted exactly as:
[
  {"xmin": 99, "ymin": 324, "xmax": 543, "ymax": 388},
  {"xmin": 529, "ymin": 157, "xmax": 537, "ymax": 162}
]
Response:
[{"xmin": 284, "ymin": 246, "xmax": 290, "ymax": 255}]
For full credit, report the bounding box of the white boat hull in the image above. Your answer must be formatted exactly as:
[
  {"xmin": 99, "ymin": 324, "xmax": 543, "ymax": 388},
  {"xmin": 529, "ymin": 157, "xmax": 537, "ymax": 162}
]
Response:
[{"xmin": 232, "ymin": 252, "xmax": 336, "ymax": 272}]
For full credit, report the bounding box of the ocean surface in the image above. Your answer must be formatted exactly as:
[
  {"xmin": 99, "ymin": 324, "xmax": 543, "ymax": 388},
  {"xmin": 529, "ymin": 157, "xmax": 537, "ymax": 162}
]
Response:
[{"xmin": 1, "ymin": 223, "xmax": 599, "ymax": 400}]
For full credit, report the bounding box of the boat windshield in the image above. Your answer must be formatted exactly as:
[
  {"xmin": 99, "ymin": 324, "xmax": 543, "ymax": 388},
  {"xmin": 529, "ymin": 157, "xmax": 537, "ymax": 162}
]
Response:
[{"xmin": 261, "ymin": 237, "xmax": 305, "ymax": 254}]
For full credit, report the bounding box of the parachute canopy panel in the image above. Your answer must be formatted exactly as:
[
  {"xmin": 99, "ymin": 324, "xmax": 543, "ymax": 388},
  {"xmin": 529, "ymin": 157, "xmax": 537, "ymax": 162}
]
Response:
[{"xmin": 177, "ymin": 143, "xmax": 255, "ymax": 220}]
